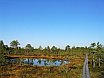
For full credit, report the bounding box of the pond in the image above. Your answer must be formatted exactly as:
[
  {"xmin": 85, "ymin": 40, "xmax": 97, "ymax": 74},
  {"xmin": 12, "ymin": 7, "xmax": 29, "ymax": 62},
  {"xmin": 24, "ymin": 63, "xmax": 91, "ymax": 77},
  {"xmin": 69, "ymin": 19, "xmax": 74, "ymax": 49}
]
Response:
[{"xmin": 8, "ymin": 58, "xmax": 69, "ymax": 66}]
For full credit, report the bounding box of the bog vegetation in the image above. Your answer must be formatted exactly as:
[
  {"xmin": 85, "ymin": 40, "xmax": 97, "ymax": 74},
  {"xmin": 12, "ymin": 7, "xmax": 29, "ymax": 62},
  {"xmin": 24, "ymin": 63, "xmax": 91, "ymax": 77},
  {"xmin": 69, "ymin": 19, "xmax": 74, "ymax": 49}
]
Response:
[{"xmin": 0, "ymin": 40, "xmax": 104, "ymax": 78}]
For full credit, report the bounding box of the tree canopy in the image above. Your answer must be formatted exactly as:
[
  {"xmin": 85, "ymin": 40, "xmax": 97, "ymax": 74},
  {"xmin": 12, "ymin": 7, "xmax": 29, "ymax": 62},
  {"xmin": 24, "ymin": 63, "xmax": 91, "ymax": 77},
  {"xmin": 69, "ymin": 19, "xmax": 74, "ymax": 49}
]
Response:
[{"xmin": 10, "ymin": 40, "xmax": 20, "ymax": 48}]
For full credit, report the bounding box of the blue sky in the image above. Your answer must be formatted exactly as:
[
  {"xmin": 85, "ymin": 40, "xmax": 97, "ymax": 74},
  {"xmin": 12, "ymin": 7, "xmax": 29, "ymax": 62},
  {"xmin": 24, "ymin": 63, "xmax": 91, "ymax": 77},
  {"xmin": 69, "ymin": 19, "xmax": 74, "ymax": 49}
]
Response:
[{"xmin": 0, "ymin": 0, "xmax": 104, "ymax": 48}]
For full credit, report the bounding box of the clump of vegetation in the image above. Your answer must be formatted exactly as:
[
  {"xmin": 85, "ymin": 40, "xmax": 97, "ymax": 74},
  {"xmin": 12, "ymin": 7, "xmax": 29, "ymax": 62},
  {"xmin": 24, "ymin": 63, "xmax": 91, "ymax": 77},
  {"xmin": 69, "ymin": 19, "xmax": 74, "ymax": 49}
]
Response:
[{"xmin": 0, "ymin": 40, "xmax": 8, "ymax": 65}]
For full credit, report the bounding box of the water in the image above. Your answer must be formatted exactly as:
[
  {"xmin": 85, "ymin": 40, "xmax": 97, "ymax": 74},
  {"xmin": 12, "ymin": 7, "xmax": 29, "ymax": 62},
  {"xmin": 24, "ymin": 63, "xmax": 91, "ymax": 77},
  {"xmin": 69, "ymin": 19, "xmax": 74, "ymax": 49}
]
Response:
[{"xmin": 8, "ymin": 58, "xmax": 69, "ymax": 66}]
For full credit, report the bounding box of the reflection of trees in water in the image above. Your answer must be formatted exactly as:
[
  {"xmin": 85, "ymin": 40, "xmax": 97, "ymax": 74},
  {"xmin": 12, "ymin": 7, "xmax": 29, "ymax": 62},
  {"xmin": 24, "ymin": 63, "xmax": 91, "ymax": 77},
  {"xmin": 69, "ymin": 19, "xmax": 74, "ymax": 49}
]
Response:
[
  {"xmin": 44, "ymin": 60, "xmax": 47, "ymax": 66},
  {"xmin": 29, "ymin": 59, "xmax": 34, "ymax": 65},
  {"xmin": 44, "ymin": 62, "xmax": 47, "ymax": 66},
  {"xmin": 38, "ymin": 59, "xmax": 41, "ymax": 64}
]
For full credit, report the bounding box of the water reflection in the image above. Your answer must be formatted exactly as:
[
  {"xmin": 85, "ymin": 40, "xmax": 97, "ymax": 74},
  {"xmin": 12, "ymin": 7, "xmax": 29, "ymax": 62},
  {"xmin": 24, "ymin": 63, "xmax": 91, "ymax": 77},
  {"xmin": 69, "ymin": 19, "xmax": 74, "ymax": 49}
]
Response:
[{"xmin": 8, "ymin": 58, "xmax": 69, "ymax": 66}]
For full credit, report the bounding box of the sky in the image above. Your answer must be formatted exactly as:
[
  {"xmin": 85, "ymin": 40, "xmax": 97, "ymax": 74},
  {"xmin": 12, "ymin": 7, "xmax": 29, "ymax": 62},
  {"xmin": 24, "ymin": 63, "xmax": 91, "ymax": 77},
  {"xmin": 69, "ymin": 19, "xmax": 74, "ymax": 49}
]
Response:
[{"xmin": 0, "ymin": 0, "xmax": 104, "ymax": 48}]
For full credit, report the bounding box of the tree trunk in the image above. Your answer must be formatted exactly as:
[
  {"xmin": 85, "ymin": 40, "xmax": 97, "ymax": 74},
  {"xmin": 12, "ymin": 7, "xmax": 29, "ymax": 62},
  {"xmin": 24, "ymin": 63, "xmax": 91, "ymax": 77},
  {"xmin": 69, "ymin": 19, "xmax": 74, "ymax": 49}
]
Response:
[
  {"xmin": 98, "ymin": 57, "xmax": 100, "ymax": 67},
  {"xmin": 93, "ymin": 55, "xmax": 95, "ymax": 68}
]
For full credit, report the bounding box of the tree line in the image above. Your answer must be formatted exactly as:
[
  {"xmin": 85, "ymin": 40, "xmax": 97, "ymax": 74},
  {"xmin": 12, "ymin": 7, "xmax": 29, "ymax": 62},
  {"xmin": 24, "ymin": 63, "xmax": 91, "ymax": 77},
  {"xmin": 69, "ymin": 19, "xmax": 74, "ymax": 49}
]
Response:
[{"xmin": 0, "ymin": 40, "xmax": 104, "ymax": 66}]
